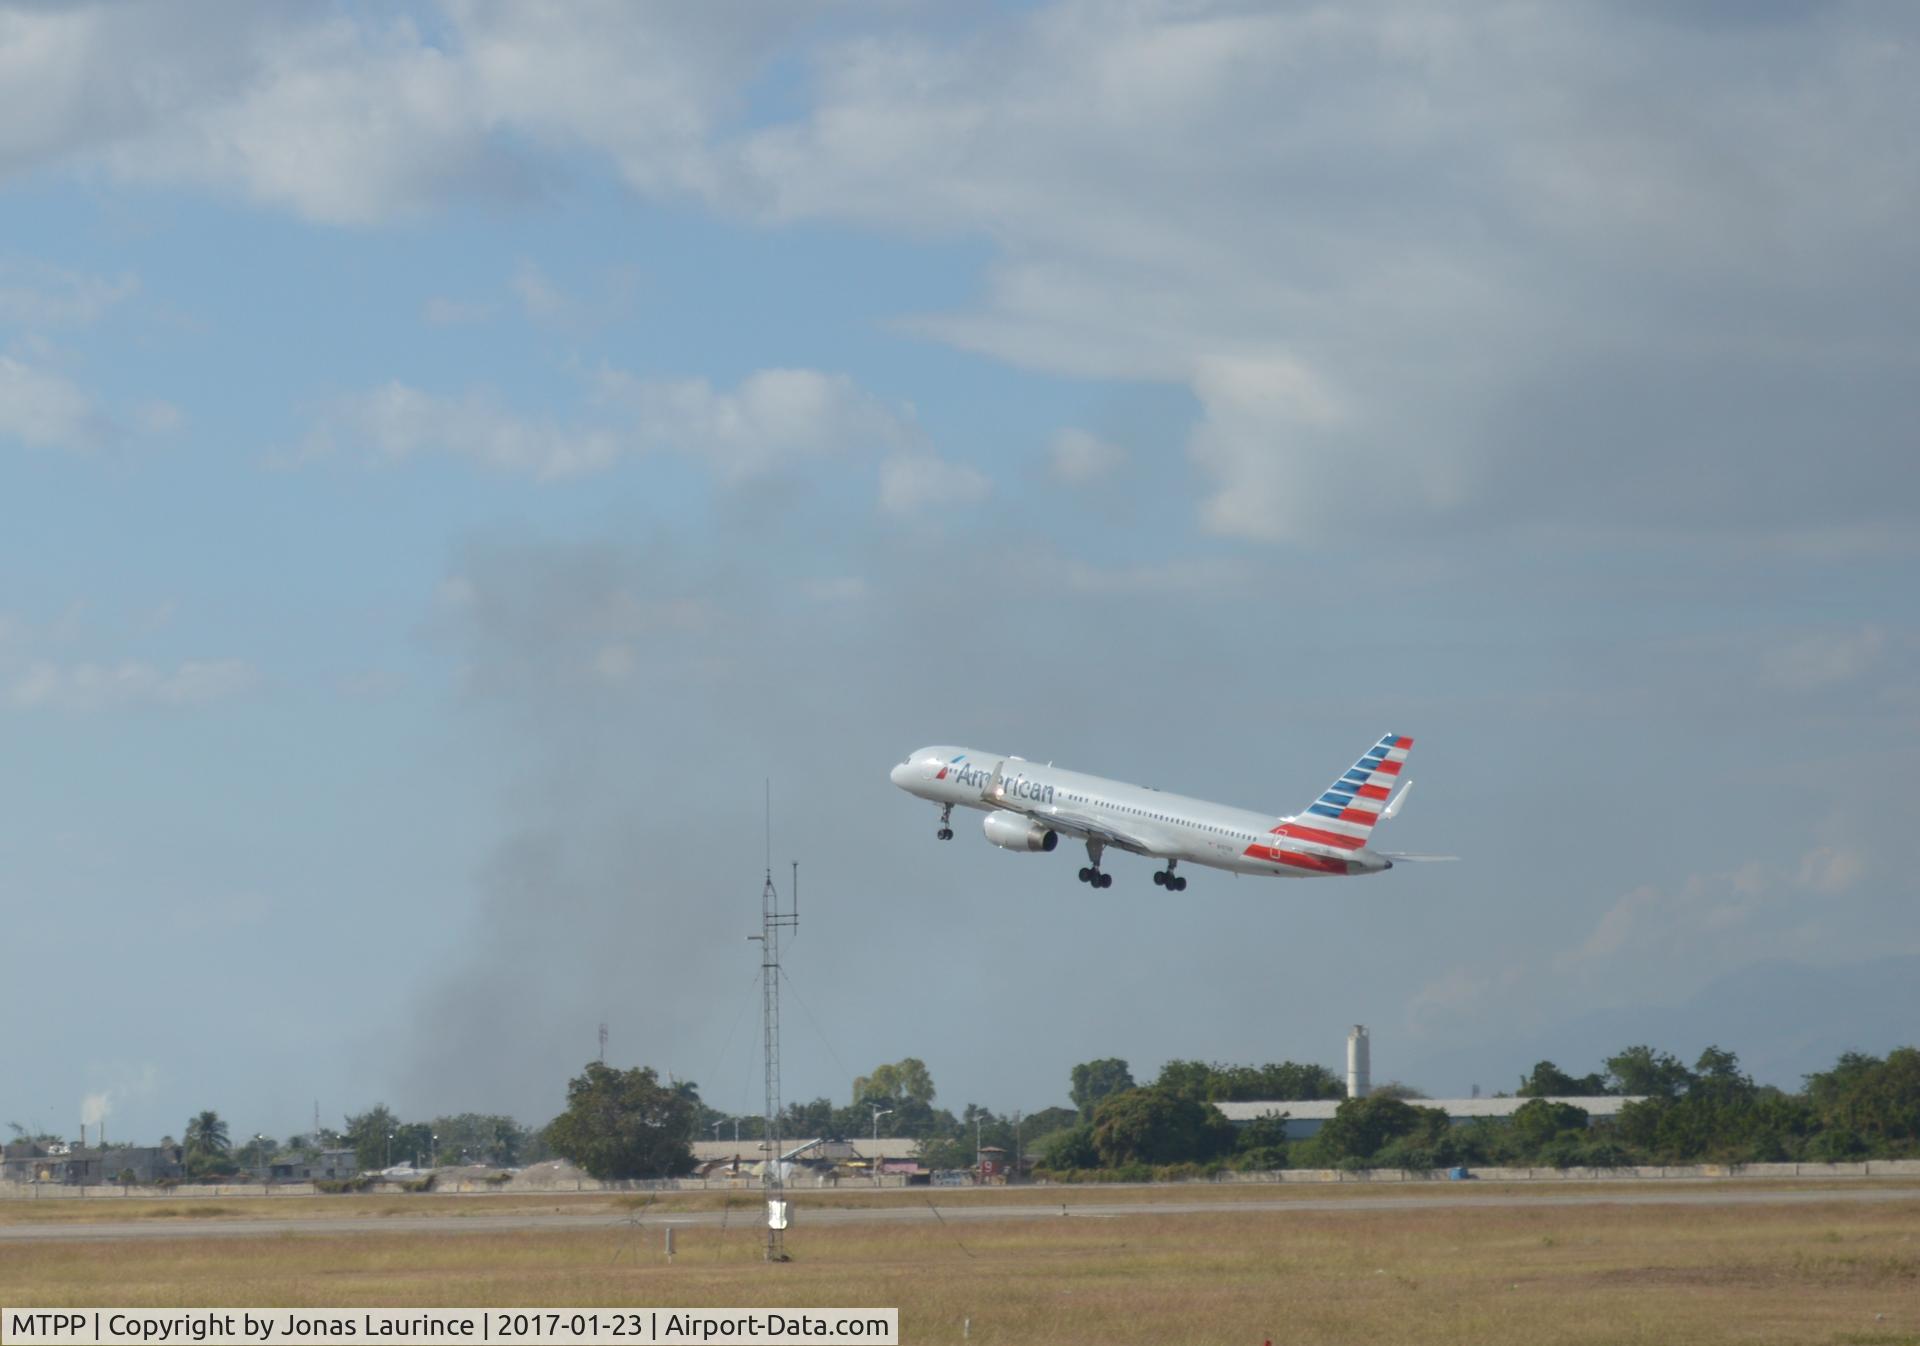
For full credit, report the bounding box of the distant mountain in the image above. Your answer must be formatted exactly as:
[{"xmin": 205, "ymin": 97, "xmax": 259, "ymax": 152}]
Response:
[{"xmin": 1407, "ymin": 954, "xmax": 1920, "ymax": 1097}]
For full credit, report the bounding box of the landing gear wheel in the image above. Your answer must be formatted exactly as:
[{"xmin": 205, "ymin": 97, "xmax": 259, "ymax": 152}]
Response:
[
  {"xmin": 1098, "ymin": 872, "xmax": 1113, "ymax": 889},
  {"xmin": 1173, "ymin": 876, "xmax": 1187, "ymax": 892},
  {"xmin": 1152, "ymin": 871, "xmax": 1166, "ymax": 887},
  {"xmin": 1078, "ymin": 867, "xmax": 1091, "ymax": 882}
]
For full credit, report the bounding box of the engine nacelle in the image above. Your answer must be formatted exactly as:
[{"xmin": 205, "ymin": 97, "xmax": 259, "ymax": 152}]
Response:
[{"xmin": 982, "ymin": 809, "xmax": 1058, "ymax": 853}]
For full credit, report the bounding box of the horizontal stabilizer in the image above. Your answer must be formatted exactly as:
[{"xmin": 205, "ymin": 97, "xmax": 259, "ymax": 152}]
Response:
[{"xmin": 1380, "ymin": 852, "xmax": 1459, "ymax": 862}]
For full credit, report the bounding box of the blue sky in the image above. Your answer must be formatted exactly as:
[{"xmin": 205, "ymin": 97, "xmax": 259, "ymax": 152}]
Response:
[{"xmin": 2, "ymin": 0, "xmax": 1916, "ymax": 1146}]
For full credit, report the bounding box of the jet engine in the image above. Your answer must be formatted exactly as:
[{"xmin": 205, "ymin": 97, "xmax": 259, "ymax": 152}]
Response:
[{"xmin": 982, "ymin": 809, "xmax": 1058, "ymax": 852}]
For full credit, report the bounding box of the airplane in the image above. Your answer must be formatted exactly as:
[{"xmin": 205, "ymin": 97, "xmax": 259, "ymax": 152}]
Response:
[{"xmin": 889, "ymin": 734, "xmax": 1450, "ymax": 888}]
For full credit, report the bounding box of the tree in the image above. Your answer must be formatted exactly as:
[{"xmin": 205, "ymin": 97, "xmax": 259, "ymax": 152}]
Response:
[
  {"xmin": 232, "ymin": 1134, "xmax": 278, "ymax": 1173},
  {"xmin": 1510, "ymin": 1099, "xmax": 1590, "ymax": 1150},
  {"xmin": 1035, "ymin": 1124, "xmax": 1099, "ymax": 1171},
  {"xmin": 182, "ymin": 1111, "xmax": 232, "ymax": 1175},
  {"xmin": 1317, "ymin": 1097, "xmax": 1449, "ymax": 1163},
  {"xmin": 1070, "ymin": 1058, "xmax": 1135, "ymax": 1119},
  {"xmin": 1150, "ymin": 1059, "xmax": 1344, "ymax": 1103},
  {"xmin": 343, "ymin": 1105, "xmax": 402, "ymax": 1173},
  {"xmin": 1516, "ymin": 1060, "xmax": 1610, "ymax": 1097},
  {"xmin": 544, "ymin": 1062, "xmax": 695, "ymax": 1180},
  {"xmin": 1605, "ymin": 1046, "xmax": 1694, "ymax": 1099},
  {"xmin": 1089, "ymin": 1089, "xmax": 1234, "ymax": 1167},
  {"xmin": 184, "ymin": 1111, "xmax": 230, "ymax": 1159},
  {"xmin": 1151, "ymin": 1060, "xmax": 1215, "ymax": 1101},
  {"xmin": 429, "ymin": 1113, "xmax": 528, "ymax": 1168},
  {"xmin": 1244, "ymin": 1063, "xmax": 1347, "ymax": 1101},
  {"xmin": 1024, "ymin": 1106, "xmax": 1079, "ymax": 1138},
  {"xmin": 1368, "ymin": 1082, "xmax": 1429, "ymax": 1101},
  {"xmin": 1805, "ymin": 1047, "xmax": 1920, "ymax": 1150},
  {"xmin": 851, "ymin": 1059, "xmax": 936, "ymax": 1108},
  {"xmin": 1232, "ymin": 1114, "xmax": 1291, "ymax": 1171}
]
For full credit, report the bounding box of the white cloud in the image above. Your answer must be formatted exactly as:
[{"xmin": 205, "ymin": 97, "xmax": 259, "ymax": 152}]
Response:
[
  {"xmin": 1558, "ymin": 843, "xmax": 1865, "ymax": 975},
  {"xmin": 135, "ymin": 400, "xmax": 185, "ymax": 436},
  {"xmin": 317, "ymin": 367, "xmax": 916, "ymax": 484},
  {"xmin": 0, "ymin": 259, "xmax": 138, "ymax": 327},
  {"xmin": 0, "ymin": 353, "xmax": 97, "ymax": 449},
  {"xmin": 730, "ymin": 2, "xmax": 1920, "ymax": 544},
  {"xmin": 594, "ymin": 366, "xmax": 913, "ymax": 482},
  {"xmin": 1048, "ymin": 428, "xmax": 1125, "ymax": 485},
  {"xmin": 1761, "ymin": 626, "xmax": 1888, "ymax": 692},
  {"xmin": 4, "ymin": 658, "xmax": 259, "ymax": 712},
  {"xmin": 421, "ymin": 296, "xmax": 492, "ymax": 327},
  {"xmin": 0, "ymin": 3, "xmax": 817, "ymax": 223},
  {"xmin": 878, "ymin": 452, "xmax": 992, "ymax": 516},
  {"xmin": 1060, "ymin": 556, "xmax": 1243, "ymax": 598},
  {"xmin": 511, "ymin": 262, "xmax": 571, "ymax": 325},
  {"xmin": 2, "ymin": 2, "xmax": 1913, "ymax": 543},
  {"xmin": 318, "ymin": 380, "xmax": 625, "ymax": 479}
]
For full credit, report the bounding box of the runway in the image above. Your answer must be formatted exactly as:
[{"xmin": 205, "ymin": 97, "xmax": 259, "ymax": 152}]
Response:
[{"xmin": 4, "ymin": 1183, "xmax": 1917, "ymax": 1243}]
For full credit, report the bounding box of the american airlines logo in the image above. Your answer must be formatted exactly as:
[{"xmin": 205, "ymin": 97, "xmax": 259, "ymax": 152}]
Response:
[{"xmin": 995, "ymin": 772, "xmax": 1056, "ymax": 805}]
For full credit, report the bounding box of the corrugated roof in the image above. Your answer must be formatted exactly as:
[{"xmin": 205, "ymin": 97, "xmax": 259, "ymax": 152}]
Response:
[{"xmin": 1215, "ymin": 1096, "xmax": 1643, "ymax": 1123}]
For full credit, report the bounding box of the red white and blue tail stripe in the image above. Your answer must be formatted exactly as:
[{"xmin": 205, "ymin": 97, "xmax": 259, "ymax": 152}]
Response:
[{"xmin": 1270, "ymin": 733, "xmax": 1412, "ymax": 852}]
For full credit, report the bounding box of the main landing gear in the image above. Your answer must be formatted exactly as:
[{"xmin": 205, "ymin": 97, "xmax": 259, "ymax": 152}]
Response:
[
  {"xmin": 1077, "ymin": 840, "xmax": 1113, "ymax": 888},
  {"xmin": 935, "ymin": 803, "xmax": 954, "ymax": 841},
  {"xmin": 1152, "ymin": 863, "xmax": 1188, "ymax": 892}
]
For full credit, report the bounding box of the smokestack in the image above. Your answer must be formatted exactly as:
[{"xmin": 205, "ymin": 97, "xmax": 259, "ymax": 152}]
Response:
[{"xmin": 1346, "ymin": 1025, "xmax": 1370, "ymax": 1100}]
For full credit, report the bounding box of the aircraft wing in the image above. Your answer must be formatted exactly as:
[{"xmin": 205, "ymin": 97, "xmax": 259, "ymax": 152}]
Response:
[
  {"xmin": 1026, "ymin": 806, "xmax": 1158, "ymax": 856},
  {"xmin": 982, "ymin": 758, "xmax": 1158, "ymax": 855}
]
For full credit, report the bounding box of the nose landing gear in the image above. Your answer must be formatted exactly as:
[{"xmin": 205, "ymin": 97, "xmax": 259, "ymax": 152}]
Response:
[{"xmin": 935, "ymin": 803, "xmax": 954, "ymax": 841}]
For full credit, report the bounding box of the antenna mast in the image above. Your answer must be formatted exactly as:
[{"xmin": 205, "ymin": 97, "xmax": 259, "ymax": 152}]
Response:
[{"xmin": 753, "ymin": 784, "xmax": 799, "ymax": 1261}]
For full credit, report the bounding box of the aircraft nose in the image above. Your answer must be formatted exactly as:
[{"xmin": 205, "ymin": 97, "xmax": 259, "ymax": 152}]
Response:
[{"xmin": 890, "ymin": 761, "xmax": 910, "ymax": 788}]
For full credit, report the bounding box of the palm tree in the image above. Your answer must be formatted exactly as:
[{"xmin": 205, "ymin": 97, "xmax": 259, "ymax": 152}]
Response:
[{"xmin": 183, "ymin": 1111, "xmax": 230, "ymax": 1161}]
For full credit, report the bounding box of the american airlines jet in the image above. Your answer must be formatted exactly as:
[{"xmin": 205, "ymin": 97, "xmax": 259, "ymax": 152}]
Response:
[{"xmin": 889, "ymin": 735, "xmax": 1446, "ymax": 888}]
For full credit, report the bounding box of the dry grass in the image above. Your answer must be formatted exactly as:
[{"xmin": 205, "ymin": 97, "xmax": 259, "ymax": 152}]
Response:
[{"xmin": 3, "ymin": 1192, "xmax": 1917, "ymax": 1344}]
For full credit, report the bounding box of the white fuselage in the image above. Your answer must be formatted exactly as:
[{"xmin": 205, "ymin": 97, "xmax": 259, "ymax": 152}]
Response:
[{"xmin": 889, "ymin": 746, "xmax": 1391, "ymax": 878}]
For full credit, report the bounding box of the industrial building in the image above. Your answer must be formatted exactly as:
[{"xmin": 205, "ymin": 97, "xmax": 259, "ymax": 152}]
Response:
[
  {"xmin": 1214, "ymin": 1093, "xmax": 1643, "ymax": 1137},
  {"xmin": 1216, "ymin": 1026, "xmax": 1643, "ymax": 1137},
  {"xmin": 1, "ymin": 1141, "xmax": 184, "ymax": 1186}
]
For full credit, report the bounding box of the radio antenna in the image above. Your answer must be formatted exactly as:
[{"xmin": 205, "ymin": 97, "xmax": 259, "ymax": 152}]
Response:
[{"xmin": 752, "ymin": 785, "xmax": 799, "ymax": 1261}]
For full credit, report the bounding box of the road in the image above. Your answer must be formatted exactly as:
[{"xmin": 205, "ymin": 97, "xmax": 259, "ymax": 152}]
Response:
[{"xmin": 4, "ymin": 1184, "xmax": 1917, "ymax": 1243}]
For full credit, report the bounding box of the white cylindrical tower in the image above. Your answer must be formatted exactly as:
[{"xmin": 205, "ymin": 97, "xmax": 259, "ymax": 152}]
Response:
[{"xmin": 1346, "ymin": 1025, "xmax": 1370, "ymax": 1099}]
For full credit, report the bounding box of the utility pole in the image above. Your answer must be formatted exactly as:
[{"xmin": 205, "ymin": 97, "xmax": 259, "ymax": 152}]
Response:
[
  {"xmin": 749, "ymin": 794, "xmax": 799, "ymax": 1263},
  {"xmin": 598, "ymin": 1021, "xmax": 608, "ymax": 1064}
]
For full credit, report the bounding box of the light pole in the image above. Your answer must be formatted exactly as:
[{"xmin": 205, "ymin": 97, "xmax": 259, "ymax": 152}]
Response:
[
  {"xmin": 254, "ymin": 1134, "xmax": 267, "ymax": 1185},
  {"xmin": 430, "ymin": 1133, "xmax": 438, "ymax": 1171},
  {"xmin": 869, "ymin": 1107, "xmax": 893, "ymax": 1187},
  {"xmin": 712, "ymin": 1120, "xmax": 725, "ymax": 1143},
  {"xmin": 385, "ymin": 1131, "xmax": 393, "ymax": 1169}
]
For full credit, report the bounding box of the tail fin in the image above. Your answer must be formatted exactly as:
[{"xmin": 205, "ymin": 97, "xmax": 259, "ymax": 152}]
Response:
[{"xmin": 1273, "ymin": 733, "xmax": 1412, "ymax": 851}]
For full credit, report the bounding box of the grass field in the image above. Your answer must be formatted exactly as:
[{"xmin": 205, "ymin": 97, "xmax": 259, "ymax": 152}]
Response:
[{"xmin": 3, "ymin": 1188, "xmax": 1917, "ymax": 1344}]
